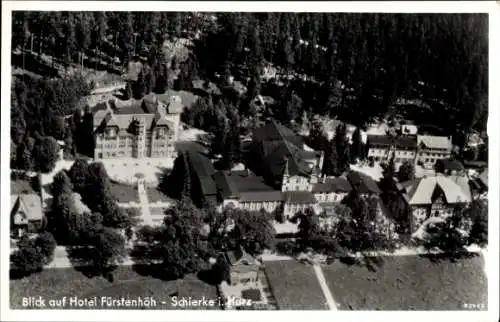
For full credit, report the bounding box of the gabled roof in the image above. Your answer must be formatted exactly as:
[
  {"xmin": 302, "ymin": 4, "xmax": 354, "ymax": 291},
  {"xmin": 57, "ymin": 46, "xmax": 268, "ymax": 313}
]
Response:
[
  {"xmin": 397, "ymin": 174, "xmax": 471, "ymax": 205},
  {"xmin": 312, "ymin": 176, "xmax": 352, "ymax": 193},
  {"xmin": 11, "ymin": 194, "xmax": 43, "ymax": 221},
  {"xmin": 253, "ymin": 119, "xmax": 303, "ymax": 146},
  {"xmin": 93, "ymin": 95, "xmax": 180, "ymax": 132},
  {"xmin": 224, "ymin": 247, "xmax": 258, "ymax": 269},
  {"xmin": 417, "ymin": 135, "xmax": 452, "ymax": 150},
  {"xmin": 367, "ymin": 135, "xmax": 417, "ymax": 149},
  {"xmin": 214, "ymin": 171, "xmax": 240, "ymax": 199},
  {"xmin": 263, "ymin": 141, "xmax": 312, "ymax": 178},
  {"xmin": 11, "ymin": 180, "xmax": 35, "ymax": 195},
  {"xmin": 239, "ymin": 191, "xmax": 283, "ymax": 202},
  {"xmin": 283, "ymin": 191, "xmax": 317, "ymax": 204},
  {"xmin": 185, "ymin": 150, "xmax": 217, "ymax": 196},
  {"xmin": 347, "ymin": 171, "xmax": 381, "ymax": 194}
]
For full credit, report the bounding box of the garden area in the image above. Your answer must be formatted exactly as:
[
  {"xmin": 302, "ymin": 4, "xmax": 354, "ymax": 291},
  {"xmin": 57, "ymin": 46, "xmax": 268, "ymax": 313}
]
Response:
[
  {"xmin": 147, "ymin": 187, "xmax": 174, "ymax": 204},
  {"xmin": 322, "ymin": 254, "xmax": 487, "ymax": 310},
  {"xmin": 109, "ymin": 181, "xmax": 139, "ymax": 204},
  {"xmin": 10, "ymin": 266, "xmax": 219, "ymax": 310},
  {"xmin": 263, "ymin": 260, "xmax": 328, "ymax": 310}
]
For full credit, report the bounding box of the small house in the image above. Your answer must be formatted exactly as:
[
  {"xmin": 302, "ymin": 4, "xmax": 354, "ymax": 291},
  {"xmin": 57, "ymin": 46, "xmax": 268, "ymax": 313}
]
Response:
[
  {"xmin": 11, "ymin": 179, "xmax": 44, "ymax": 238},
  {"xmin": 11, "ymin": 194, "xmax": 44, "ymax": 238},
  {"xmin": 217, "ymin": 247, "xmax": 260, "ymax": 286}
]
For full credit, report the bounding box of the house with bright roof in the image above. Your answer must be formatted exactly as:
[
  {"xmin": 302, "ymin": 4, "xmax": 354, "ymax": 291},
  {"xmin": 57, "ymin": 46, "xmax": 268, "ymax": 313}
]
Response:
[
  {"xmin": 11, "ymin": 180, "xmax": 44, "ymax": 238},
  {"xmin": 92, "ymin": 94, "xmax": 182, "ymax": 159},
  {"xmin": 397, "ymin": 174, "xmax": 472, "ymax": 232},
  {"xmin": 416, "ymin": 135, "xmax": 453, "ymax": 169}
]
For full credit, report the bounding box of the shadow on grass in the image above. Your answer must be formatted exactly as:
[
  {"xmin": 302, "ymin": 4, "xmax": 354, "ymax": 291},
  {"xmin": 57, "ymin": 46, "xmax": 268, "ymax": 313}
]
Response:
[
  {"xmin": 418, "ymin": 250, "xmax": 480, "ymax": 264},
  {"xmin": 197, "ymin": 267, "xmax": 224, "ymax": 286},
  {"xmin": 9, "ymin": 268, "xmax": 37, "ymax": 280},
  {"xmin": 131, "ymin": 263, "xmax": 179, "ymax": 282},
  {"xmin": 337, "ymin": 255, "xmax": 385, "ymax": 272},
  {"xmin": 66, "ymin": 246, "xmax": 116, "ymax": 282}
]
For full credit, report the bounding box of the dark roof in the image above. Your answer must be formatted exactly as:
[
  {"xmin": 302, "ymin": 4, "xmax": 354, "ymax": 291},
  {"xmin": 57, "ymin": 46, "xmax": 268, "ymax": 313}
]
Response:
[
  {"xmin": 367, "ymin": 135, "xmax": 417, "ymax": 149},
  {"xmin": 186, "ymin": 150, "xmax": 217, "ymax": 196},
  {"xmin": 262, "ymin": 140, "xmax": 312, "ymax": 178},
  {"xmin": 94, "ymin": 98, "xmax": 175, "ymax": 132},
  {"xmin": 214, "ymin": 171, "xmax": 240, "ymax": 199},
  {"xmin": 312, "ymin": 177, "xmax": 352, "ymax": 193},
  {"xmin": 239, "ymin": 191, "xmax": 283, "ymax": 202},
  {"xmin": 439, "ymin": 159, "xmax": 465, "ymax": 171},
  {"xmin": 347, "ymin": 171, "xmax": 381, "ymax": 194},
  {"xmin": 223, "ymin": 247, "xmax": 258, "ymax": 272},
  {"xmin": 226, "ymin": 247, "xmax": 244, "ymax": 265},
  {"xmin": 253, "ymin": 119, "xmax": 303, "ymax": 147},
  {"xmin": 251, "ymin": 120, "xmax": 319, "ymax": 180},
  {"xmin": 463, "ymin": 160, "xmax": 488, "ymax": 168},
  {"xmin": 469, "ymin": 178, "xmax": 487, "ymax": 193},
  {"xmin": 213, "ymin": 169, "xmax": 283, "ymax": 202},
  {"xmin": 227, "ymin": 170, "xmax": 276, "ymax": 193},
  {"xmin": 112, "ymin": 100, "xmax": 156, "ymax": 115},
  {"xmin": 283, "ymin": 191, "xmax": 317, "ymax": 204}
]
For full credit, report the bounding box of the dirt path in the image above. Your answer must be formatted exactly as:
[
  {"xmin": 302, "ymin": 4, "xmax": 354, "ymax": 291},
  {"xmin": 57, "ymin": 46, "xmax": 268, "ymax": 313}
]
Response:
[{"xmin": 313, "ymin": 264, "xmax": 338, "ymax": 311}]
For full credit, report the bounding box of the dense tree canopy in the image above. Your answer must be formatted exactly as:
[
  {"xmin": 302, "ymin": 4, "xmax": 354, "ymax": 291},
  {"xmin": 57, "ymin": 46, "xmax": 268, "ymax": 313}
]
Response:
[
  {"xmin": 132, "ymin": 199, "xmax": 208, "ymax": 279},
  {"xmin": 10, "ymin": 233, "xmax": 57, "ymax": 276},
  {"xmin": 12, "ymin": 12, "xmax": 487, "ymax": 138}
]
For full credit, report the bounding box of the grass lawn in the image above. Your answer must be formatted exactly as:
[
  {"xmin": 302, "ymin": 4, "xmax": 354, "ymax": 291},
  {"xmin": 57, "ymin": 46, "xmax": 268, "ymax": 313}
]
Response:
[
  {"xmin": 147, "ymin": 188, "xmax": 173, "ymax": 203},
  {"xmin": 109, "ymin": 182, "xmax": 139, "ymax": 203},
  {"xmin": 165, "ymin": 89, "xmax": 199, "ymax": 109},
  {"xmin": 264, "ymin": 260, "xmax": 328, "ymax": 310},
  {"xmin": 10, "ymin": 266, "xmax": 219, "ymax": 310},
  {"xmin": 322, "ymin": 254, "xmax": 487, "ymax": 310}
]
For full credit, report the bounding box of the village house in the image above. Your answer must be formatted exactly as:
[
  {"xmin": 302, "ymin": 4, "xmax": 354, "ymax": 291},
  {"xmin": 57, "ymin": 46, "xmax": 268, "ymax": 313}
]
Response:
[
  {"xmin": 11, "ymin": 179, "xmax": 44, "ymax": 238},
  {"xmin": 416, "ymin": 135, "xmax": 453, "ymax": 169},
  {"xmin": 312, "ymin": 176, "xmax": 352, "ymax": 204},
  {"xmin": 365, "ymin": 133, "xmax": 453, "ymax": 169},
  {"xmin": 217, "ymin": 247, "xmax": 261, "ymax": 286},
  {"xmin": 397, "ymin": 174, "xmax": 472, "ymax": 233},
  {"xmin": 366, "ymin": 134, "xmax": 418, "ymax": 167},
  {"xmin": 92, "ymin": 93, "xmax": 182, "ymax": 159}
]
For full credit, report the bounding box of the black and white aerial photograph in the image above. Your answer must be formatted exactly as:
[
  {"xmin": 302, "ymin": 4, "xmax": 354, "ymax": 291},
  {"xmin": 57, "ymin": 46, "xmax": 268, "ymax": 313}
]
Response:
[{"xmin": 1, "ymin": 1, "xmax": 498, "ymax": 320}]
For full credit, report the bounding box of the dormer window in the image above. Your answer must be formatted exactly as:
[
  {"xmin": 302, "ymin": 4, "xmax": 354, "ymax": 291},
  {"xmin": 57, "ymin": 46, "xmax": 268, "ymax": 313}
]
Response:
[
  {"xmin": 156, "ymin": 127, "xmax": 165, "ymax": 139},
  {"xmin": 108, "ymin": 128, "xmax": 116, "ymax": 137}
]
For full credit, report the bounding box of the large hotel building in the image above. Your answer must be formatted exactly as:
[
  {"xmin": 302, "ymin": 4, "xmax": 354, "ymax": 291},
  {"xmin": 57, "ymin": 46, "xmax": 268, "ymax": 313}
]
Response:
[{"xmin": 92, "ymin": 94, "xmax": 182, "ymax": 159}]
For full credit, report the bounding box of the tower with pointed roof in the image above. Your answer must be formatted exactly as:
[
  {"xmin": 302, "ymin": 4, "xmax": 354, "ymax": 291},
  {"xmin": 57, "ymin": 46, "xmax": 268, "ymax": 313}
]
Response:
[{"xmin": 281, "ymin": 157, "xmax": 290, "ymax": 192}]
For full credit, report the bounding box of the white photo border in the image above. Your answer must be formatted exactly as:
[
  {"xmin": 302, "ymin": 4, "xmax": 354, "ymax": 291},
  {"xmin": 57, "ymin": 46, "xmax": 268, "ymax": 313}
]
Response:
[{"xmin": 1, "ymin": 2, "xmax": 498, "ymax": 322}]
